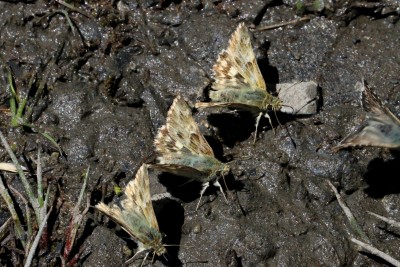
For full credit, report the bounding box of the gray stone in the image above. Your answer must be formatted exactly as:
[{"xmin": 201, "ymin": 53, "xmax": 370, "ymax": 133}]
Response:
[{"xmin": 277, "ymin": 81, "xmax": 319, "ymax": 115}]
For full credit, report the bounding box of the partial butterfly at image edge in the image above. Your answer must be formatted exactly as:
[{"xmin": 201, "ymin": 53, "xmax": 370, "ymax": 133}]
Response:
[{"xmin": 333, "ymin": 80, "xmax": 400, "ymax": 152}]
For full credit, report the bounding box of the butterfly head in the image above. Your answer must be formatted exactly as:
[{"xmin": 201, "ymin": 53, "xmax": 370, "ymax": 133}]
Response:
[
  {"xmin": 147, "ymin": 236, "xmax": 167, "ymax": 256},
  {"xmin": 154, "ymin": 243, "xmax": 167, "ymax": 257},
  {"xmin": 262, "ymin": 94, "xmax": 282, "ymax": 112},
  {"xmin": 215, "ymin": 163, "xmax": 230, "ymax": 178}
]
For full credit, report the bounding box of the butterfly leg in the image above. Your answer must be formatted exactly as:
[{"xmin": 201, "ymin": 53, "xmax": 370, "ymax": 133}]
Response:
[
  {"xmin": 196, "ymin": 183, "xmax": 210, "ymax": 210},
  {"xmin": 213, "ymin": 180, "xmax": 228, "ymax": 203},
  {"xmin": 254, "ymin": 112, "xmax": 263, "ymax": 144},
  {"xmin": 140, "ymin": 252, "xmax": 151, "ymax": 267},
  {"xmin": 263, "ymin": 112, "xmax": 274, "ymax": 133},
  {"xmin": 125, "ymin": 247, "xmax": 147, "ymax": 265}
]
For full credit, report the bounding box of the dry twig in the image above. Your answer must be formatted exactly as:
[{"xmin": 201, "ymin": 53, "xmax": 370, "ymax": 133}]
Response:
[{"xmin": 351, "ymin": 238, "xmax": 400, "ymax": 267}]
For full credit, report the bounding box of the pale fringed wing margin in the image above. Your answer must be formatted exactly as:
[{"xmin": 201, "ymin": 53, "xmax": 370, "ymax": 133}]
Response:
[
  {"xmin": 154, "ymin": 95, "xmax": 215, "ymax": 162},
  {"xmin": 95, "ymin": 164, "xmax": 166, "ymax": 256},
  {"xmin": 333, "ymin": 81, "xmax": 400, "ymax": 151},
  {"xmin": 212, "ymin": 22, "xmax": 266, "ymax": 91}
]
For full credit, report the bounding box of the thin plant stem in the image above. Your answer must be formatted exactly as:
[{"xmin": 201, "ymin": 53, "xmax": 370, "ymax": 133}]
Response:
[
  {"xmin": 0, "ymin": 217, "xmax": 12, "ymax": 241},
  {"xmin": 0, "ymin": 131, "xmax": 40, "ymax": 223},
  {"xmin": 63, "ymin": 167, "xmax": 90, "ymax": 260},
  {"xmin": 36, "ymin": 149, "xmax": 44, "ymax": 218},
  {"xmin": 254, "ymin": 16, "xmax": 311, "ymax": 31},
  {"xmin": 326, "ymin": 180, "xmax": 369, "ymax": 242},
  {"xmin": 58, "ymin": 10, "xmax": 76, "ymax": 36},
  {"xmin": 0, "ymin": 177, "xmax": 26, "ymax": 248},
  {"xmin": 7, "ymin": 71, "xmax": 18, "ymax": 127},
  {"xmin": 16, "ymin": 97, "xmax": 27, "ymax": 123},
  {"xmin": 368, "ymin": 211, "xmax": 400, "ymax": 229},
  {"xmin": 9, "ymin": 186, "xmax": 32, "ymax": 241},
  {"xmin": 351, "ymin": 238, "xmax": 400, "ymax": 267},
  {"xmin": 55, "ymin": 0, "xmax": 94, "ymax": 19},
  {"xmin": 24, "ymin": 207, "xmax": 52, "ymax": 267},
  {"xmin": 76, "ymin": 167, "xmax": 89, "ymax": 211},
  {"xmin": 7, "ymin": 70, "xmax": 28, "ymax": 127}
]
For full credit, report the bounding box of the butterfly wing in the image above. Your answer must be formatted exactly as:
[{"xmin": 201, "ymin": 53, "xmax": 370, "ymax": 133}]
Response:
[
  {"xmin": 212, "ymin": 23, "xmax": 266, "ymax": 92},
  {"xmin": 154, "ymin": 96, "xmax": 228, "ymax": 181},
  {"xmin": 96, "ymin": 164, "xmax": 165, "ymax": 254},
  {"xmin": 197, "ymin": 24, "xmax": 282, "ymax": 112},
  {"xmin": 154, "ymin": 95, "xmax": 215, "ymax": 161},
  {"xmin": 333, "ymin": 82, "xmax": 400, "ymax": 151},
  {"xmin": 362, "ymin": 82, "xmax": 400, "ymax": 125},
  {"xmin": 150, "ymin": 163, "xmax": 205, "ymax": 181},
  {"xmin": 123, "ymin": 164, "xmax": 160, "ymax": 231}
]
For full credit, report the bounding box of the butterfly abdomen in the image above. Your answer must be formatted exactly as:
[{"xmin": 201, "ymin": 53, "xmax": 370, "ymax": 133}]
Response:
[{"xmin": 209, "ymin": 89, "xmax": 268, "ymax": 110}]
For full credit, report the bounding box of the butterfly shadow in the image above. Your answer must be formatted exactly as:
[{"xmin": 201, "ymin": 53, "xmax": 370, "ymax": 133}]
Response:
[
  {"xmin": 258, "ymin": 57, "xmax": 279, "ymax": 85},
  {"xmin": 207, "ymin": 108, "xmax": 301, "ymax": 148},
  {"xmin": 363, "ymin": 152, "xmax": 400, "ymax": 198},
  {"xmin": 153, "ymin": 198, "xmax": 184, "ymax": 266},
  {"xmin": 158, "ymin": 172, "xmax": 241, "ymax": 208},
  {"xmin": 207, "ymin": 112, "xmax": 260, "ymax": 147}
]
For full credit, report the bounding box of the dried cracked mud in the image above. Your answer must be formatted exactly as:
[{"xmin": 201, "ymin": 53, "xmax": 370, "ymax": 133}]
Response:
[{"xmin": 0, "ymin": 1, "xmax": 399, "ymax": 266}]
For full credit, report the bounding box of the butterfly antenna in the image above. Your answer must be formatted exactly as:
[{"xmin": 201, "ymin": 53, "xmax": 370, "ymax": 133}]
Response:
[
  {"xmin": 273, "ymin": 107, "xmax": 282, "ymax": 128},
  {"xmin": 163, "ymin": 254, "xmax": 168, "ymax": 262},
  {"xmin": 281, "ymin": 104, "xmax": 294, "ymax": 114}
]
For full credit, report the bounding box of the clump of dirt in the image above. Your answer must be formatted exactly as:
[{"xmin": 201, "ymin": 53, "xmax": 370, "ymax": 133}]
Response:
[{"xmin": 0, "ymin": 1, "xmax": 399, "ymax": 266}]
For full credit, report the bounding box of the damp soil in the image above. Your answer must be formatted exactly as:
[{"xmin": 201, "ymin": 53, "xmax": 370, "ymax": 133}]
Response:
[{"xmin": 0, "ymin": 1, "xmax": 400, "ymax": 266}]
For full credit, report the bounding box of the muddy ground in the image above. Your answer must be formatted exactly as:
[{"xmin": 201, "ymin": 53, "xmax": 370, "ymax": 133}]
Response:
[{"xmin": 0, "ymin": 0, "xmax": 400, "ymax": 266}]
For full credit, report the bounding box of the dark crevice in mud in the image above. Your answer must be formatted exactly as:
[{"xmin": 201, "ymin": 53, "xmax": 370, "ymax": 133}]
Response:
[
  {"xmin": 154, "ymin": 199, "xmax": 184, "ymax": 266},
  {"xmin": 207, "ymin": 112, "xmax": 257, "ymax": 147}
]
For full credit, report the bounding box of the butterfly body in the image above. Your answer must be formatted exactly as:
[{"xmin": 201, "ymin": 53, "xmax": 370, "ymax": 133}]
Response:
[
  {"xmin": 195, "ymin": 23, "xmax": 282, "ymax": 142},
  {"xmin": 207, "ymin": 88, "xmax": 282, "ymax": 113},
  {"xmin": 333, "ymin": 81, "xmax": 400, "ymax": 151},
  {"xmin": 96, "ymin": 164, "xmax": 166, "ymax": 260},
  {"xmin": 153, "ymin": 95, "xmax": 230, "ymax": 209},
  {"xmin": 156, "ymin": 153, "xmax": 229, "ymax": 183}
]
